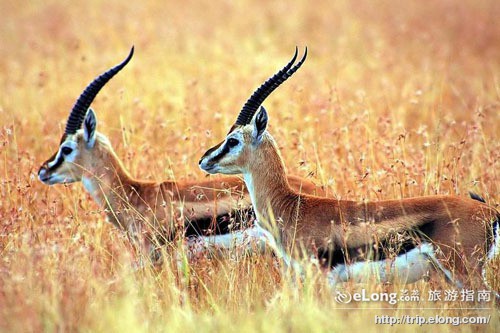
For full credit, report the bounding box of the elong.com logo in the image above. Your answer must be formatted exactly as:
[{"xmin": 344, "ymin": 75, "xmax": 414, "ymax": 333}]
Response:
[
  {"xmin": 334, "ymin": 288, "xmax": 492, "ymax": 305},
  {"xmin": 335, "ymin": 290, "xmax": 399, "ymax": 305}
]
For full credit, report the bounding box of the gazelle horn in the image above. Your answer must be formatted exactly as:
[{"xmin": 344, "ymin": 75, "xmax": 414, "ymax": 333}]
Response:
[
  {"xmin": 65, "ymin": 46, "xmax": 134, "ymax": 135},
  {"xmin": 235, "ymin": 46, "xmax": 307, "ymax": 126}
]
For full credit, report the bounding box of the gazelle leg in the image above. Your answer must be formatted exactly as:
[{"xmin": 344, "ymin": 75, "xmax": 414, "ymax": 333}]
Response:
[
  {"xmin": 190, "ymin": 225, "xmax": 304, "ymax": 276},
  {"xmin": 423, "ymin": 250, "xmax": 463, "ymax": 288},
  {"xmin": 182, "ymin": 226, "xmax": 264, "ymax": 262},
  {"xmin": 245, "ymin": 226, "xmax": 304, "ymax": 277}
]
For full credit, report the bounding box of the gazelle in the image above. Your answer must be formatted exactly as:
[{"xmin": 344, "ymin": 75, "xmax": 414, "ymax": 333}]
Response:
[
  {"xmin": 199, "ymin": 48, "xmax": 500, "ymax": 288},
  {"xmin": 37, "ymin": 47, "xmax": 323, "ymax": 262}
]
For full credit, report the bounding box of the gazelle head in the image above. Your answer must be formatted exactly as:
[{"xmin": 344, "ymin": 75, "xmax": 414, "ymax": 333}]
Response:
[
  {"xmin": 199, "ymin": 47, "xmax": 307, "ymax": 175},
  {"xmin": 38, "ymin": 47, "xmax": 134, "ymax": 185},
  {"xmin": 199, "ymin": 106, "xmax": 270, "ymax": 175}
]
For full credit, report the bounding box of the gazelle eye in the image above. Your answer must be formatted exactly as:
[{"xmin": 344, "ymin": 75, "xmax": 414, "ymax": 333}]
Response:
[
  {"xmin": 227, "ymin": 138, "xmax": 239, "ymax": 148},
  {"xmin": 61, "ymin": 147, "xmax": 73, "ymax": 155}
]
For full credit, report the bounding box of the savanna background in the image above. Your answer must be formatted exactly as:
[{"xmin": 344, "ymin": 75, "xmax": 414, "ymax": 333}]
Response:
[{"xmin": 1, "ymin": 0, "xmax": 499, "ymax": 332}]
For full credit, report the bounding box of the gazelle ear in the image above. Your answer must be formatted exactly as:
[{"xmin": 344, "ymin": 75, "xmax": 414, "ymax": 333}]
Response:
[
  {"xmin": 252, "ymin": 106, "xmax": 268, "ymax": 143},
  {"xmin": 83, "ymin": 108, "xmax": 97, "ymax": 148}
]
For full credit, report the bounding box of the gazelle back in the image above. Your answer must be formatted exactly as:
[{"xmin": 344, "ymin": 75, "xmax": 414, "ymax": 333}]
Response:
[{"xmin": 199, "ymin": 48, "xmax": 499, "ymax": 288}]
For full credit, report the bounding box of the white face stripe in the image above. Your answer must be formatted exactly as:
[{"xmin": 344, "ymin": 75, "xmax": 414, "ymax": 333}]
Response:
[
  {"xmin": 47, "ymin": 150, "xmax": 62, "ymax": 169},
  {"xmin": 199, "ymin": 131, "xmax": 246, "ymax": 174},
  {"xmin": 213, "ymin": 132, "xmax": 244, "ymax": 159},
  {"xmin": 210, "ymin": 141, "xmax": 228, "ymax": 158},
  {"xmin": 47, "ymin": 140, "xmax": 78, "ymax": 168}
]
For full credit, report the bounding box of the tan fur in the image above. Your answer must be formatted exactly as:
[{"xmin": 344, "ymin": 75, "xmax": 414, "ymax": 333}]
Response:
[
  {"xmin": 39, "ymin": 131, "xmax": 323, "ymax": 245},
  {"xmin": 202, "ymin": 126, "xmax": 498, "ymax": 282}
]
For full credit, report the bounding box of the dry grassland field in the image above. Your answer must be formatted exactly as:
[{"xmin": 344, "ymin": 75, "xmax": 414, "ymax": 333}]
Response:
[{"xmin": 1, "ymin": 0, "xmax": 499, "ymax": 332}]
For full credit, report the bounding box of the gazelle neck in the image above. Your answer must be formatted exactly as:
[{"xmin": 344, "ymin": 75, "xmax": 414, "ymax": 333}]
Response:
[
  {"xmin": 242, "ymin": 134, "xmax": 299, "ymax": 230},
  {"xmin": 80, "ymin": 138, "xmax": 138, "ymax": 230}
]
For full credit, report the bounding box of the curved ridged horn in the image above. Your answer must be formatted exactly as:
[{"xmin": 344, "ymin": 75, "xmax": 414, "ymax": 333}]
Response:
[
  {"xmin": 64, "ymin": 46, "xmax": 134, "ymax": 135},
  {"xmin": 235, "ymin": 46, "xmax": 307, "ymax": 126}
]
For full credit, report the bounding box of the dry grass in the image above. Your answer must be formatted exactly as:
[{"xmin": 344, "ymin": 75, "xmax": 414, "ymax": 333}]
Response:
[{"xmin": 1, "ymin": 0, "xmax": 499, "ymax": 332}]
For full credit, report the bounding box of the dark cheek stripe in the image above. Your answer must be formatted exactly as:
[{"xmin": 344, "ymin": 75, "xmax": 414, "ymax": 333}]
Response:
[
  {"xmin": 210, "ymin": 142, "xmax": 230, "ymax": 163},
  {"xmin": 200, "ymin": 127, "xmax": 240, "ymax": 162},
  {"xmin": 48, "ymin": 154, "xmax": 64, "ymax": 171},
  {"xmin": 200, "ymin": 141, "xmax": 223, "ymax": 163}
]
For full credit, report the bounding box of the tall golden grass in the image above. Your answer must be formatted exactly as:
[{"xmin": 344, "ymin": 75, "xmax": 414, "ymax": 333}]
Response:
[{"xmin": 1, "ymin": 0, "xmax": 499, "ymax": 331}]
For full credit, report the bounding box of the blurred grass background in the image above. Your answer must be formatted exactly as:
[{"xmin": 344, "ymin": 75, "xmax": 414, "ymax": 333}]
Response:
[{"xmin": 0, "ymin": 0, "xmax": 499, "ymax": 332}]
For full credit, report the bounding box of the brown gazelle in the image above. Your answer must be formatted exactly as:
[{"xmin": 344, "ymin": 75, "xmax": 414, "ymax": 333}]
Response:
[
  {"xmin": 38, "ymin": 47, "xmax": 322, "ymax": 262},
  {"xmin": 199, "ymin": 48, "xmax": 500, "ymax": 289}
]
